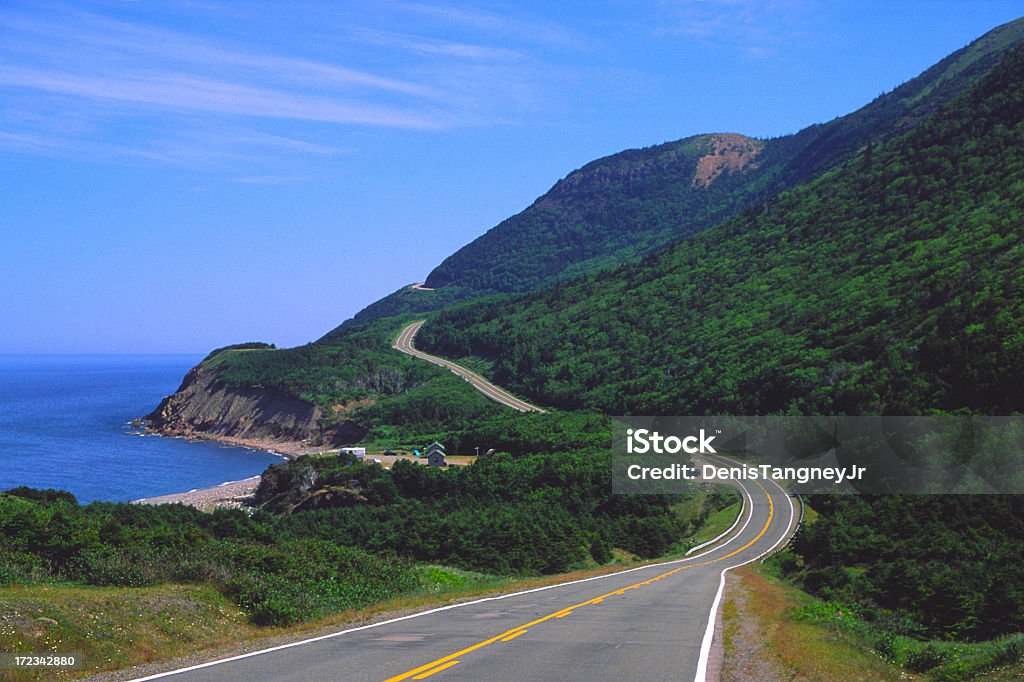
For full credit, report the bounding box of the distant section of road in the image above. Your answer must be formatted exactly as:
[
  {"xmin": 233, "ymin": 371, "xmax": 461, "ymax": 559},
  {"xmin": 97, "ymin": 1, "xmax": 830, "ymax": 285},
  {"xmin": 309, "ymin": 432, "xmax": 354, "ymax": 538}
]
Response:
[{"xmin": 393, "ymin": 321, "xmax": 546, "ymax": 413}]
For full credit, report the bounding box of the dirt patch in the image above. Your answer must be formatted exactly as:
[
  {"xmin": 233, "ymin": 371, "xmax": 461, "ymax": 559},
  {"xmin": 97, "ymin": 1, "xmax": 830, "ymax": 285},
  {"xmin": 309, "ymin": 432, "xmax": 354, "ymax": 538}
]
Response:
[
  {"xmin": 330, "ymin": 398, "xmax": 377, "ymax": 415},
  {"xmin": 691, "ymin": 134, "xmax": 763, "ymax": 188}
]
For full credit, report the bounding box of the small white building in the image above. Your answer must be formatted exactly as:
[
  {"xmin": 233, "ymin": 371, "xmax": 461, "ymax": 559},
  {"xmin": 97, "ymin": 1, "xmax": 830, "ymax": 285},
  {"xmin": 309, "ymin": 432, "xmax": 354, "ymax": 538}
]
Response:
[{"xmin": 340, "ymin": 447, "xmax": 366, "ymax": 460}]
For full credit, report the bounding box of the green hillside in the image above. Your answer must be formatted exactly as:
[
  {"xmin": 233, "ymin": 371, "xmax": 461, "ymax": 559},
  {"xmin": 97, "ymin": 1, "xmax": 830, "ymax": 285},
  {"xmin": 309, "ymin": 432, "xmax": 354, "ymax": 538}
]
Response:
[
  {"xmin": 197, "ymin": 316, "xmax": 506, "ymax": 442},
  {"xmin": 323, "ymin": 17, "xmax": 1024, "ymax": 338},
  {"xmin": 412, "ymin": 45, "xmax": 1024, "ymax": 660},
  {"xmin": 418, "ymin": 43, "xmax": 1024, "ymax": 416},
  {"xmin": 167, "ymin": 19, "xmax": 1024, "ymax": 449}
]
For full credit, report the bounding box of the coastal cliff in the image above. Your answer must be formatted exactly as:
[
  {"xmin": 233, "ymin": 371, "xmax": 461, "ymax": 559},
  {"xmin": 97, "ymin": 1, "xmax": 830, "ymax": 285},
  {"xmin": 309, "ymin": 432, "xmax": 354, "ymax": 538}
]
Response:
[{"xmin": 144, "ymin": 362, "xmax": 366, "ymax": 455}]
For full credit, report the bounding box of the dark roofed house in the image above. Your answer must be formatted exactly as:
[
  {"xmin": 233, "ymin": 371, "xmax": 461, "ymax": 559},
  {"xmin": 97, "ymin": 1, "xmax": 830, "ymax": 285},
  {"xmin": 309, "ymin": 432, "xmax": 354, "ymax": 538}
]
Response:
[{"xmin": 425, "ymin": 441, "xmax": 446, "ymax": 467}]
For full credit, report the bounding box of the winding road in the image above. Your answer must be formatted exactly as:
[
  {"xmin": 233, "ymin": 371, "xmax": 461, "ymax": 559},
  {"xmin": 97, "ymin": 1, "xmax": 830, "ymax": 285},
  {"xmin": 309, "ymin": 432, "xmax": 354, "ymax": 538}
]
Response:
[
  {"xmin": 393, "ymin": 321, "xmax": 546, "ymax": 413},
  {"xmin": 125, "ymin": 458, "xmax": 797, "ymax": 682}
]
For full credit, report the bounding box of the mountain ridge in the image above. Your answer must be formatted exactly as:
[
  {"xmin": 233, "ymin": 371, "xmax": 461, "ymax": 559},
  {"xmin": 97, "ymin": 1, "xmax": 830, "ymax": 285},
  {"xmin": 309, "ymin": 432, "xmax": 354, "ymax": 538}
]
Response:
[
  {"xmin": 418, "ymin": 41, "xmax": 1024, "ymax": 415},
  {"xmin": 148, "ymin": 18, "xmax": 1024, "ymax": 447},
  {"xmin": 322, "ymin": 17, "xmax": 1024, "ymax": 339}
]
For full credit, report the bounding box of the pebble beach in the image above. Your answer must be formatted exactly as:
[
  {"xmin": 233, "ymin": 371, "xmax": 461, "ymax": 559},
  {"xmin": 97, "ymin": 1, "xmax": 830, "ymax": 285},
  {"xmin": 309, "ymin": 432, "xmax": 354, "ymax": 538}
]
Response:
[{"xmin": 134, "ymin": 476, "xmax": 261, "ymax": 511}]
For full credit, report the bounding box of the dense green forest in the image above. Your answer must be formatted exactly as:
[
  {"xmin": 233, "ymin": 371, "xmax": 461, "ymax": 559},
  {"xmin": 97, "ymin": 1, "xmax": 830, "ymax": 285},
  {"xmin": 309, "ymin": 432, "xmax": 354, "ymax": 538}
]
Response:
[
  {"xmin": 790, "ymin": 495, "xmax": 1024, "ymax": 641},
  {"xmin": 321, "ymin": 17, "xmax": 1024, "ymax": 336},
  {"xmin": 405, "ymin": 42, "xmax": 1024, "ymax": 665},
  {"xmin": 419, "ymin": 44, "xmax": 1024, "ymax": 417}
]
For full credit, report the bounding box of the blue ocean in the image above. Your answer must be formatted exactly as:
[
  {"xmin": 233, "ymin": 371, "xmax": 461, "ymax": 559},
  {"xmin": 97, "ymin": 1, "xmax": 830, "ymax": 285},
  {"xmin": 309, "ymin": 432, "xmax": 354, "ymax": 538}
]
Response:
[{"xmin": 0, "ymin": 355, "xmax": 282, "ymax": 504}]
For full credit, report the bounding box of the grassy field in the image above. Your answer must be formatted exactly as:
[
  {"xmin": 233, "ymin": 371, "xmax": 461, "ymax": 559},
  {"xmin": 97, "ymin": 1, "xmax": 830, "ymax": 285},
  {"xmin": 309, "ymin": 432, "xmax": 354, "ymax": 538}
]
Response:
[
  {"xmin": 0, "ymin": 583, "xmax": 256, "ymax": 681},
  {"xmin": 0, "ymin": 566, "xmax": 524, "ymax": 680}
]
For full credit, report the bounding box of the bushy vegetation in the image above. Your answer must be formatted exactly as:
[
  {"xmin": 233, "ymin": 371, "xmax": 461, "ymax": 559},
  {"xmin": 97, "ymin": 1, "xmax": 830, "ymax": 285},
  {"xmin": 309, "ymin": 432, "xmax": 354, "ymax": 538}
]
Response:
[
  {"xmin": 0, "ymin": 489, "xmax": 416, "ymax": 626},
  {"xmin": 791, "ymin": 598, "xmax": 1024, "ymax": 680},
  {"xmin": 0, "ymin": 430, "xmax": 732, "ymax": 625},
  {"xmin": 438, "ymin": 410, "xmax": 611, "ymax": 455},
  {"xmin": 787, "ymin": 495, "xmax": 1024, "ymax": 642},
  {"xmin": 200, "ymin": 341, "xmax": 276, "ymax": 363},
  {"xmin": 419, "ymin": 45, "xmax": 1024, "ymax": 416},
  {"xmin": 208, "ymin": 317, "xmax": 437, "ymax": 407},
  {"xmin": 253, "ymin": 446, "xmax": 720, "ymax": 574},
  {"xmin": 200, "ymin": 316, "xmax": 506, "ymax": 442}
]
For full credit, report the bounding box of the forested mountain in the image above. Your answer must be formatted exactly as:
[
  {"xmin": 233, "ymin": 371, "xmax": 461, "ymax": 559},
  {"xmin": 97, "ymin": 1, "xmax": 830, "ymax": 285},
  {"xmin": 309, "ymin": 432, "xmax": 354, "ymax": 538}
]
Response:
[
  {"xmin": 151, "ymin": 19, "xmax": 1024, "ymax": 448},
  {"xmin": 418, "ymin": 43, "xmax": 1024, "ymax": 416},
  {"xmin": 323, "ymin": 17, "xmax": 1024, "ymax": 338},
  {"xmin": 407, "ymin": 42, "xmax": 1024, "ymax": 657}
]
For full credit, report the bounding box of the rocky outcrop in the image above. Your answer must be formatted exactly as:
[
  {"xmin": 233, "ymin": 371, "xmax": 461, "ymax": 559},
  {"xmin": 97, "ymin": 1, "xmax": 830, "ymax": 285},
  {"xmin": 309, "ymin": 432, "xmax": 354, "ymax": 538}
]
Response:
[
  {"xmin": 252, "ymin": 458, "xmax": 368, "ymax": 514},
  {"xmin": 144, "ymin": 362, "xmax": 366, "ymax": 453},
  {"xmin": 691, "ymin": 134, "xmax": 763, "ymax": 188}
]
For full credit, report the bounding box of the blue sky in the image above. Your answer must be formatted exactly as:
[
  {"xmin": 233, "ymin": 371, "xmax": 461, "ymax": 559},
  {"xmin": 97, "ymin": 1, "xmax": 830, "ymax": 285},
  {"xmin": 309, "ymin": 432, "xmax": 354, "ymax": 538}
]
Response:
[{"xmin": 2, "ymin": 1, "xmax": 1021, "ymax": 353}]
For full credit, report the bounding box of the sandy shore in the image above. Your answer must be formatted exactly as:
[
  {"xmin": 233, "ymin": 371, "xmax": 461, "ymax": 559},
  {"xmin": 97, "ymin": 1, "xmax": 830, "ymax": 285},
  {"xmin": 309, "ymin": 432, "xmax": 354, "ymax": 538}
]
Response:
[{"xmin": 134, "ymin": 477, "xmax": 261, "ymax": 511}]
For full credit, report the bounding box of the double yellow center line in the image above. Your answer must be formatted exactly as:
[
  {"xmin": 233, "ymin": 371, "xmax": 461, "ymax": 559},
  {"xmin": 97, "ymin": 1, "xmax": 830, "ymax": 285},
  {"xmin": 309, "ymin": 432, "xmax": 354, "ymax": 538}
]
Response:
[{"xmin": 384, "ymin": 480, "xmax": 775, "ymax": 681}]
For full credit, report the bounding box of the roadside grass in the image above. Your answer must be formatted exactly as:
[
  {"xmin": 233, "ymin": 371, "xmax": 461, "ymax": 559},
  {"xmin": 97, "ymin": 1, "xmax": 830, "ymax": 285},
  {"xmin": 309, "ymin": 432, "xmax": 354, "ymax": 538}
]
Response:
[
  {"xmin": 0, "ymin": 569, "xmax": 517, "ymax": 680},
  {"xmin": 0, "ymin": 583, "xmax": 257, "ymax": 681},
  {"xmin": 452, "ymin": 355, "xmax": 495, "ymax": 377},
  {"xmin": 720, "ymin": 592, "xmax": 740, "ymax": 659},
  {"xmin": 666, "ymin": 485, "xmax": 743, "ymax": 557},
  {"xmin": 687, "ymin": 499, "xmax": 741, "ymax": 550},
  {"xmin": 721, "ymin": 564, "xmax": 914, "ymax": 681},
  {"xmin": 972, "ymin": 662, "xmax": 1024, "ymax": 680},
  {"xmin": 0, "ymin": 552, "xmax": 712, "ymax": 681},
  {"xmin": 791, "ymin": 598, "xmax": 1024, "ymax": 681},
  {"xmin": 725, "ymin": 560, "xmax": 1024, "ymax": 681},
  {"xmin": 0, "ymin": 498, "xmax": 743, "ymax": 680}
]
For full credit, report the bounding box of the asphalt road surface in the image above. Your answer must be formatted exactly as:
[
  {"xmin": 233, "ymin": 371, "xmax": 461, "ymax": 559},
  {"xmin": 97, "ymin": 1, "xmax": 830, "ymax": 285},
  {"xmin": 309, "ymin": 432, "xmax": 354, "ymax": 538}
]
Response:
[
  {"xmin": 127, "ymin": 460, "xmax": 796, "ymax": 682},
  {"xmin": 393, "ymin": 321, "xmax": 546, "ymax": 413}
]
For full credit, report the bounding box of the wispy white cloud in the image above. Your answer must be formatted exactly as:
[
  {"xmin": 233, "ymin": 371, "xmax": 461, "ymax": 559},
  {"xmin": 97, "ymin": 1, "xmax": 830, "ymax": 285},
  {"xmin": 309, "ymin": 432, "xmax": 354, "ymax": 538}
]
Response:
[
  {"xmin": 349, "ymin": 27, "xmax": 527, "ymax": 61},
  {"xmin": 0, "ymin": 65, "xmax": 443, "ymax": 128},
  {"xmin": 390, "ymin": 2, "xmax": 587, "ymax": 49},
  {"xmin": 0, "ymin": 11, "xmax": 439, "ymax": 98},
  {"xmin": 0, "ymin": 2, "xmax": 576, "ymax": 167},
  {"xmin": 650, "ymin": 0, "xmax": 816, "ymax": 59},
  {"xmin": 233, "ymin": 175, "xmax": 305, "ymax": 185}
]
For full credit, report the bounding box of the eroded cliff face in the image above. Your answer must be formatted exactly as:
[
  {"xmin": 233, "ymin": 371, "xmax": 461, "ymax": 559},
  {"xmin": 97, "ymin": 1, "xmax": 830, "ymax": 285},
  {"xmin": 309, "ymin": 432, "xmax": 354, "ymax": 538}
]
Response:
[{"xmin": 145, "ymin": 363, "xmax": 365, "ymax": 452}]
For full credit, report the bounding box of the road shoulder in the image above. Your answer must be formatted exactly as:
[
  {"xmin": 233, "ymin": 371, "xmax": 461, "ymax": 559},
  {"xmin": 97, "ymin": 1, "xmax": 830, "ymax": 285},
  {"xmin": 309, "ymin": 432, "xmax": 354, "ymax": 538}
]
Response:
[{"xmin": 717, "ymin": 566, "xmax": 912, "ymax": 682}]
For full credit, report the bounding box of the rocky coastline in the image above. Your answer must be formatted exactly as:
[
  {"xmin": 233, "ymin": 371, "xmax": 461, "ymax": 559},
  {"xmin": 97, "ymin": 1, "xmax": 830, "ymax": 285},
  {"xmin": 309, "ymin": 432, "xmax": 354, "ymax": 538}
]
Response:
[{"xmin": 140, "ymin": 360, "xmax": 366, "ymax": 457}]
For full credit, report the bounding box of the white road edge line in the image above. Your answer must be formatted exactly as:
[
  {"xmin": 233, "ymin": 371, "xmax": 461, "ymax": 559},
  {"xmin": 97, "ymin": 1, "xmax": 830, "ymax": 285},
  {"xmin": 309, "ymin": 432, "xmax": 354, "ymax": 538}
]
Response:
[
  {"xmin": 125, "ymin": 486, "xmax": 756, "ymax": 682},
  {"xmin": 693, "ymin": 471, "xmax": 796, "ymax": 682}
]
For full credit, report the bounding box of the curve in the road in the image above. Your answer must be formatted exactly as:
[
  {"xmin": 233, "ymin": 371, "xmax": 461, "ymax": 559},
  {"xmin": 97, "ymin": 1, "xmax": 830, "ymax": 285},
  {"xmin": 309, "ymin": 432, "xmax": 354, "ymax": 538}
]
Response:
[
  {"xmin": 393, "ymin": 320, "xmax": 546, "ymax": 413},
  {"xmin": 384, "ymin": 457, "xmax": 792, "ymax": 682},
  {"xmin": 124, "ymin": 458, "xmax": 796, "ymax": 682}
]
